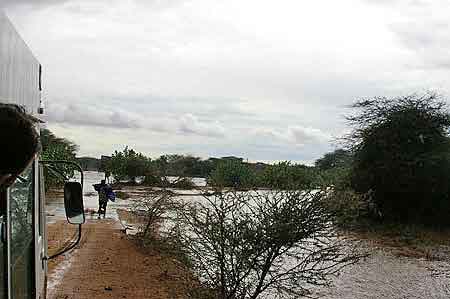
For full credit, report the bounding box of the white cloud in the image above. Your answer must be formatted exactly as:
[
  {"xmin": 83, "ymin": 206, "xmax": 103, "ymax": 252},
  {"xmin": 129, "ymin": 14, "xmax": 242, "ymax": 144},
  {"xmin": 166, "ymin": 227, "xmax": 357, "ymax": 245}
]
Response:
[
  {"xmin": 4, "ymin": 0, "xmax": 450, "ymax": 161},
  {"xmin": 253, "ymin": 125, "xmax": 331, "ymax": 147},
  {"xmin": 179, "ymin": 113, "xmax": 225, "ymax": 138},
  {"xmin": 287, "ymin": 126, "xmax": 331, "ymax": 145}
]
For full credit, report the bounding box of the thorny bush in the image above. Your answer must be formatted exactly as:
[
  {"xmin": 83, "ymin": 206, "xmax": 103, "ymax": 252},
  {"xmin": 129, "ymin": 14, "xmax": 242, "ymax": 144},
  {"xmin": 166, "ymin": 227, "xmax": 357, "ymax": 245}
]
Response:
[{"xmin": 172, "ymin": 189, "xmax": 366, "ymax": 299}]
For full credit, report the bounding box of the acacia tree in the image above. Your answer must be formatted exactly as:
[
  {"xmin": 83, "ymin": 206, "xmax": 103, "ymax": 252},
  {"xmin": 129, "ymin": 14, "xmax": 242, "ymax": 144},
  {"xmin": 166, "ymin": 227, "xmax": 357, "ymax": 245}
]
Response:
[
  {"xmin": 174, "ymin": 190, "xmax": 364, "ymax": 299},
  {"xmin": 347, "ymin": 93, "xmax": 450, "ymax": 224},
  {"xmin": 315, "ymin": 149, "xmax": 352, "ymax": 171}
]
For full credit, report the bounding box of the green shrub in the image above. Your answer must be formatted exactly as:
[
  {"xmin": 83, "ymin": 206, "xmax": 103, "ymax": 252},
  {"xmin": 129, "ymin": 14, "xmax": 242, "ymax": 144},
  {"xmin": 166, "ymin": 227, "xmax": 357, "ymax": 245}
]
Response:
[
  {"xmin": 347, "ymin": 93, "xmax": 450, "ymax": 225},
  {"xmin": 317, "ymin": 166, "xmax": 352, "ymax": 190},
  {"xmin": 208, "ymin": 160, "xmax": 257, "ymax": 189},
  {"xmin": 324, "ymin": 190, "xmax": 376, "ymax": 228},
  {"xmin": 171, "ymin": 177, "xmax": 196, "ymax": 189},
  {"xmin": 142, "ymin": 174, "xmax": 169, "ymax": 187},
  {"xmin": 260, "ymin": 161, "xmax": 317, "ymax": 189},
  {"xmin": 315, "ymin": 149, "xmax": 352, "ymax": 171}
]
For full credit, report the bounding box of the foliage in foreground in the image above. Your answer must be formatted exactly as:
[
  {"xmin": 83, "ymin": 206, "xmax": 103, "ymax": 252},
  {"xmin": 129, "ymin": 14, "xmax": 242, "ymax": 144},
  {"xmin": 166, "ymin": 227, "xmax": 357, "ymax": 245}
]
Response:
[
  {"xmin": 171, "ymin": 190, "xmax": 364, "ymax": 299},
  {"xmin": 347, "ymin": 93, "xmax": 450, "ymax": 225},
  {"xmin": 324, "ymin": 189, "xmax": 377, "ymax": 228},
  {"xmin": 40, "ymin": 128, "xmax": 78, "ymax": 189},
  {"xmin": 130, "ymin": 189, "xmax": 179, "ymax": 240}
]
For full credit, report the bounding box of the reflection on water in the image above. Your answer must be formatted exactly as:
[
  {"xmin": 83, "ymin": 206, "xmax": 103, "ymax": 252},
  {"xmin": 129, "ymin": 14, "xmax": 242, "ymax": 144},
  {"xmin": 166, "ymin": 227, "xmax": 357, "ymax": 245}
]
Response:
[
  {"xmin": 67, "ymin": 214, "xmax": 85, "ymax": 225},
  {"xmin": 46, "ymin": 172, "xmax": 450, "ymax": 298}
]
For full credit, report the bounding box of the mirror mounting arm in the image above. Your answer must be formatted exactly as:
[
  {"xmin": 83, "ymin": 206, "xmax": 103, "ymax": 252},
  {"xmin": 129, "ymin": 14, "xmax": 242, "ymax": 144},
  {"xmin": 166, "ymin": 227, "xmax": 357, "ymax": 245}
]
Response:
[
  {"xmin": 40, "ymin": 160, "xmax": 85, "ymax": 260},
  {"xmin": 45, "ymin": 224, "xmax": 82, "ymax": 260},
  {"xmin": 39, "ymin": 160, "xmax": 84, "ymax": 188}
]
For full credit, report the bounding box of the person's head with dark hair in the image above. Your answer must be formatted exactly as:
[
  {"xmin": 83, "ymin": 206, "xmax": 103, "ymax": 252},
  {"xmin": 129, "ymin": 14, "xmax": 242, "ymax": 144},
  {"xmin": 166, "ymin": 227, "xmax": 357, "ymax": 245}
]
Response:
[
  {"xmin": 0, "ymin": 104, "xmax": 40, "ymax": 186},
  {"xmin": 101, "ymin": 179, "xmax": 106, "ymax": 185}
]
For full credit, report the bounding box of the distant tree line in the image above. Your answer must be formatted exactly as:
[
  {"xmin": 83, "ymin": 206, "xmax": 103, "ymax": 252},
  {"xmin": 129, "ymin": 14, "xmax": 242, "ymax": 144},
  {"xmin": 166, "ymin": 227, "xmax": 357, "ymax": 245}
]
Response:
[{"xmin": 102, "ymin": 147, "xmax": 325, "ymax": 190}]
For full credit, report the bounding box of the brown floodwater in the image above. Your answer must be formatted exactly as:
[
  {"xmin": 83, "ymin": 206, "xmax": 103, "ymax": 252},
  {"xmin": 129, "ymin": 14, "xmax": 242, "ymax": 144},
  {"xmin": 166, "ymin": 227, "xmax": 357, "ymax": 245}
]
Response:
[{"xmin": 318, "ymin": 249, "xmax": 450, "ymax": 298}]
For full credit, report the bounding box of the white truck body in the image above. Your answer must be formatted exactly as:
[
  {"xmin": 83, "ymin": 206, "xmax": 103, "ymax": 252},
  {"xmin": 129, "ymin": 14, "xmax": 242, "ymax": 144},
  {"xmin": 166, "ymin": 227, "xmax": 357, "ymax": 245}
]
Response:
[{"xmin": 0, "ymin": 11, "xmax": 47, "ymax": 299}]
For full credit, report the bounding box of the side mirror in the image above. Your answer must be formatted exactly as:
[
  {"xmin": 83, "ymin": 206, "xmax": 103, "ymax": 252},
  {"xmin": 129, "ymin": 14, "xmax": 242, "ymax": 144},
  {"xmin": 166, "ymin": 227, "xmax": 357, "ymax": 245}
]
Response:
[{"xmin": 64, "ymin": 182, "xmax": 85, "ymax": 224}]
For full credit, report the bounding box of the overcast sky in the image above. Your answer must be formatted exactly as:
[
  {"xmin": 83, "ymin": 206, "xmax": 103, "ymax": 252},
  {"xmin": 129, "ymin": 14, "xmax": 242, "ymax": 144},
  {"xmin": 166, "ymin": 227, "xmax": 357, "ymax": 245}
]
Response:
[{"xmin": 2, "ymin": 0, "xmax": 450, "ymax": 163}]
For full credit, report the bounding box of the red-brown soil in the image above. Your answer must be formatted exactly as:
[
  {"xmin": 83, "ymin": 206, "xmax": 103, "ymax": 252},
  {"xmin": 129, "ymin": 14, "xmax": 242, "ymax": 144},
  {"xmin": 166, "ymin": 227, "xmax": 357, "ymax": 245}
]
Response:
[{"xmin": 47, "ymin": 219, "xmax": 194, "ymax": 299}]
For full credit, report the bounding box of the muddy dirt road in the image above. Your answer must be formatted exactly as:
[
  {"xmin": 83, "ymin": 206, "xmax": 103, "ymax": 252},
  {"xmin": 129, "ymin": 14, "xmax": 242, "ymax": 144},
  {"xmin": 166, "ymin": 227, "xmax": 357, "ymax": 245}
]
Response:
[{"xmin": 47, "ymin": 219, "xmax": 192, "ymax": 299}]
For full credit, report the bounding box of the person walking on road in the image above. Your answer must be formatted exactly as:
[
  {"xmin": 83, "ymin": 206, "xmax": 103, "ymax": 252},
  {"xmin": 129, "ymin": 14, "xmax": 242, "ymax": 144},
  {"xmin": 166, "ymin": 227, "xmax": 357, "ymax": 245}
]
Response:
[{"xmin": 93, "ymin": 180, "xmax": 115, "ymax": 219}]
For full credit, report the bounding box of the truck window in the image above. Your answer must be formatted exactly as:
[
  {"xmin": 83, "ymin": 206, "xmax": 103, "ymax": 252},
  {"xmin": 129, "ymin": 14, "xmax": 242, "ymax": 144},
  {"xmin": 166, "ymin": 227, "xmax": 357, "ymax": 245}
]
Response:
[{"xmin": 9, "ymin": 165, "xmax": 35, "ymax": 299}]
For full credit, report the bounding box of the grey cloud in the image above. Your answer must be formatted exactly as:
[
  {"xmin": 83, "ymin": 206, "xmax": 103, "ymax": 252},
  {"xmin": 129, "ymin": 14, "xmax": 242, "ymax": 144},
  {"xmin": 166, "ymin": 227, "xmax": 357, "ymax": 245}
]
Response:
[
  {"xmin": 229, "ymin": 126, "xmax": 333, "ymax": 164},
  {"xmin": 45, "ymin": 102, "xmax": 144, "ymax": 129},
  {"xmin": 253, "ymin": 125, "xmax": 331, "ymax": 147},
  {"xmin": 390, "ymin": 23, "xmax": 450, "ymax": 69},
  {"xmin": 1, "ymin": 0, "xmax": 71, "ymax": 9},
  {"xmin": 384, "ymin": 1, "xmax": 450, "ymax": 69},
  {"xmin": 363, "ymin": 0, "xmax": 427, "ymax": 6},
  {"xmin": 135, "ymin": 0, "xmax": 191, "ymax": 9},
  {"xmin": 1, "ymin": 0, "xmax": 190, "ymax": 11},
  {"xmin": 10, "ymin": 0, "xmax": 447, "ymax": 161},
  {"xmin": 390, "ymin": 21, "xmax": 449, "ymax": 49},
  {"xmin": 62, "ymin": 0, "xmax": 189, "ymax": 16},
  {"xmin": 287, "ymin": 126, "xmax": 331, "ymax": 145},
  {"xmin": 45, "ymin": 101, "xmax": 226, "ymax": 138},
  {"xmin": 110, "ymin": 95, "xmax": 255, "ymax": 122}
]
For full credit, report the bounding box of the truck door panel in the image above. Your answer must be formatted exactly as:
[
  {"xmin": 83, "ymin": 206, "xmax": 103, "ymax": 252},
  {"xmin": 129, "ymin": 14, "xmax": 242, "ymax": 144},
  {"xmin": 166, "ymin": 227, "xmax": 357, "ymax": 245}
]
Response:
[{"xmin": 9, "ymin": 166, "xmax": 35, "ymax": 299}]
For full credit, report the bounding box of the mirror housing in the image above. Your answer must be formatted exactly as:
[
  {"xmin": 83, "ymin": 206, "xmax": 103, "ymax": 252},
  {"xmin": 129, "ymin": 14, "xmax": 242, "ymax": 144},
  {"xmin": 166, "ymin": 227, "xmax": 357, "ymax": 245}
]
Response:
[{"xmin": 64, "ymin": 182, "xmax": 85, "ymax": 224}]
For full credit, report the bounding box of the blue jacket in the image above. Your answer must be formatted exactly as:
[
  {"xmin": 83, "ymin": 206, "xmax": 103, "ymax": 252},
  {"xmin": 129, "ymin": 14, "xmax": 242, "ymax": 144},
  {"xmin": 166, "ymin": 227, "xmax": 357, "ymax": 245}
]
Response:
[{"xmin": 93, "ymin": 183, "xmax": 116, "ymax": 202}]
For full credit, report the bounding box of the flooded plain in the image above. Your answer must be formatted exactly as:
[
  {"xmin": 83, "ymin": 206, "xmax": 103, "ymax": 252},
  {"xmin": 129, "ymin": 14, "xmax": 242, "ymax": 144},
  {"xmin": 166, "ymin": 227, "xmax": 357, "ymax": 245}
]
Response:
[
  {"xmin": 46, "ymin": 171, "xmax": 450, "ymax": 298},
  {"xmin": 320, "ymin": 251, "xmax": 450, "ymax": 298}
]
